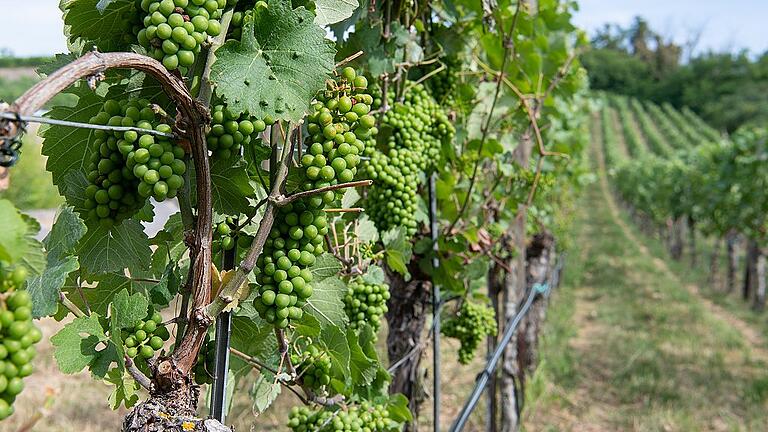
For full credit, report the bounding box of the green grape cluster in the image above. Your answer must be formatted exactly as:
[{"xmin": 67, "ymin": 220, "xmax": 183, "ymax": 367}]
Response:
[
  {"xmin": 441, "ymin": 301, "xmax": 497, "ymax": 364},
  {"xmin": 0, "ymin": 264, "xmax": 42, "ymax": 420},
  {"xmin": 121, "ymin": 309, "xmax": 170, "ymax": 362},
  {"xmin": 287, "ymin": 401, "xmax": 397, "ymax": 432},
  {"xmin": 343, "ymin": 277, "xmax": 390, "ymax": 332},
  {"xmin": 303, "ymin": 67, "xmax": 376, "ymax": 201},
  {"xmin": 252, "ymin": 68, "xmax": 375, "ymax": 329},
  {"xmin": 193, "ymin": 337, "xmax": 216, "ymax": 385},
  {"xmin": 364, "ymin": 83, "xmax": 455, "ymax": 235},
  {"xmin": 84, "ymin": 98, "xmax": 187, "ymax": 227},
  {"xmin": 291, "ymin": 344, "xmax": 331, "ymax": 391},
  {"xmin": 137, "ymin": 0, "xmax": 224, "ymax": 70},
  {"xmin": 426, "ymin": 56, "xmax": 461, "ymax": 105},
  {"xmin": 252, "ymin": 202, "xmax": 326, "ymax": 328},
  {"xmin": 207, "ymin": 104, "xmax": 271, "ymax": 159}
]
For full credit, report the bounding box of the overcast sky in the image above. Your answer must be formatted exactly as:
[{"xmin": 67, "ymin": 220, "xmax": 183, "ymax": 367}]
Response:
[{"xmin": 0, "ymin": 0, "xmax": 766, "ymax": 57}]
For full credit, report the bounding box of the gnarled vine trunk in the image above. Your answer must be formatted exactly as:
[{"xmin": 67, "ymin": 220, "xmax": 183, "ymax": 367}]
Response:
[
  {"xmin": 385, "ymin": 266, "xmax": 430, "ymax": 431},
  {"xmin": 670, "ymin": 217, "xmax": 685, "ymax": 260},
  {"xmin": 517, "ymin": 232, "xmax": 555, "ymax": 379},
  {"xmin": 707, "ymin": 237, "xmax": 722, "ymax": 288},
  {"xmin": 754, "ymin": 247, "xmax": 766, "ymax": 311},
  {"xmin": 486, "ymin": 263, "xmax": 503, "ymax": 432},
  {"xmin": 743, "ymin": 239, "xmax": 759, "ymax": 301},
  {"xmin": 726, "ymin": 231, "xmax": 739, "ymax": 293},
  {"xmin": 688, "ymin": 217, "xmax": 696, "ymax": 268},
  {"xmin": 500, "ymin": 209, "xmax": 526, "ymax": 432}
]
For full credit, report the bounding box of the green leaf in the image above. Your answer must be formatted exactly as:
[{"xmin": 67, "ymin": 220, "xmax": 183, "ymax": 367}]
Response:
[
  {"xmin": 320, "ymin": 324, "xmax": 350, "ymax": 378},
  {"xmin": 251, "ymin": 373, "xmax": 281, "ymax": 413},
  {"xmin": 106, "ymin": 368, "xmax": 141, "ymax": 409},
  {"xmin": 44, "ymin": 206, "xmax": 87, "ymax": 261},
  {"xmin": 347, "ymin": 328, "xmax": 377, "ymax": 386},
  {"xmin": 304, "ymin": 276, "xmax": 347, "ymax": 328},
  {"xmin": 294, "ymin": 312, "xmax": 321, "ymax": 337},
  {"xmin": 314, "ymin": 0, "xmax": 359, "ymax": 26},
  {"xmin": 0, "ymin": 200, "xmax": 33, "ymax": 263},
  {"xmin": 309, "ymin": 253, "xmax": 342, "ymax": 281},
  {"xmin": 61, "ymin": 0, "xmax": 137, "ymax": 52},
  {"xmin": 50, "ymin": 314, "xmax": 109, "ymax": 374},
  {"xmin": 18, "ymin": 215, "xmax": 46, "ymax": 276},
  {"xmin": 230, "ymin": 312, "xmax": 279, "ymax": 377},
  {"xmin": 28, "ymin": 255, "xmax": 79, "ymax": 318},
  {"xmin": 387, "ymin": 393, "xmax": 413, "ymax": 422},
  {"xmin": 356, "ymin": 215, "xmax": 378, "ymax": 243},
  {"xmin": 361, "ymin": 265, "xmax": 384, "ymax": 285},
  {"xmin": 382, "ymin": 227, "xmax": 412, "ymax": 278},
  {"xmin": 40, "ymin": 83, "xmax": 106, "ymax": 194},
  {"xmin": 110, "ymin": 288, "xmax": 149, "ymax": 330},
  {"xmin": 66, "ymin": 273, "xmax": 133, "ymax": 316},
  {"xmin": 76, "ymin": 219, "xmax": 152, "ymax": 274},
  {"xmin": 210, "ymin": 155, "xmax": 257, "ymax": 214},
  {"xmin": 341, "ymin": 188, "xmax": 361, "ymax": 208},
  {"xmin": 210, "ymin": 0, "xmax": 336, "ymax": 122}
]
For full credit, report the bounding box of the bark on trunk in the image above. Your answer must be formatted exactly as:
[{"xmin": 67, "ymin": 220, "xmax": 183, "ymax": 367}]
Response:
[
  {"xmin": 754, "ymin": 248, "xmax": 766, "ymax": 311},
  {"xmin": 688, "ymin": 217, "xmax": 697, "ymax": 268},
  {"xmin": 726, "ymin": 231, "xmax": 738, "ymax": 293},
  {"xmin": 743, "ymin": 239, "xmax": 759, "ymax": 302},
  {"xmin": 486, "ymin": 263, "xmax": 503, "ymax": 432},
  {"xmin": 500, "ymin": 209, "xmax": 526, "ymax": 432},
  {"xmin": 707, "ymin": 237, "xmax": 722, "ymax": 288},
  {"xmin": 518, "ymin": 233, "xmax": 555, "ymax": 379},
  {"xmin": 670, "ymin": 218, "xmax": 684, "ymax": 260},
  {"xmin": 385, "ymin": 266, "xmax": 429, "ymax": 431}
]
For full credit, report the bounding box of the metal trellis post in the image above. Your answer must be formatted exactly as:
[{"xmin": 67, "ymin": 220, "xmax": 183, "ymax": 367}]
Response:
[
  {"xmin": 211, "ymin": 234, "xmax": 235, "ymax": 422},
  {"xmin": 429, "ymin": 172, "xmax": 441, "ymax": 432}
]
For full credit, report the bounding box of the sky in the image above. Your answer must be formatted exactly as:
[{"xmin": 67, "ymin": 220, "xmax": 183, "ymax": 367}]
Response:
[{"xmin": 0, "ymin": 0, "xmax": 766, "ymax": 57}]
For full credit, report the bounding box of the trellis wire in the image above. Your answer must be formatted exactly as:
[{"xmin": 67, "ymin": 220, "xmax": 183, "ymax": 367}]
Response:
[
  {"xmin": 429, "ymin": 172, "xmax": 441, "ymax": 432},
  {"xmin": 0, "ymin": 112, "xmax": 177, "ymax": 139}
]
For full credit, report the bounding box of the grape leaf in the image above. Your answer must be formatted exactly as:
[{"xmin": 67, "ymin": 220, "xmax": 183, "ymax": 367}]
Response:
[
  {"xmin": 361, "ymin": 264, "xmax": 384, "ymax": 285},
  {"xmin": 76, "ymin": 219, "xmax": 152, "ymax": 274},
  {"xmin": 319, "ymin": 324, "xmax": 350, "ymax": 377},
  {"xmin": 27, "ymin": 255, "xmax": 79, "ymax": 318},
  {"xmin": 341, "ymin": 188, "xmax": 360, "ymax": 208},
  {"xmin": 40, "ymin": 83, "xmax": 106, "ymax": 194},
  {"xmin": 111, "ymin": 288, "xmax": 149, "ymax": 329},
  {"xmin": 387, "ymin": 394, "xmax": 414, "ymax": 422},
  {"xmin": 309, "ymin": 253, "xmax": 342, "ymax": 281},
  {"xmin": 0, "ymin": 200, "xmax": 33, "ymax": 263},
  {"xmin": 106, "ymin": 368, "xmax": 140, "ymax": 409},
  {"xmin": 66, "ymin": 273, "xmax": 132, "ymax": 316},
  {"xmin": 230, "ymin": 310, "xmax": 279, "ymax": 377},
  {"xmin": 304, "ymin": 276, "xmax": 347, "ymax": 328},
  {"xmin": 251, "ymin": 373, "xmax": 281, "ymax": 413},
  {"xmin": 18, "ymin": 214, "xmax": 46, "ymax": 275},
  {"xmin": 356, "ymin": 215, "xmax": 378, "ymax": 243},
  {"xmin": 314, "ymin": 0, "xmax": 359, "ymax": 26},
  {"xmin": 61, "ymin": 0, "xmax": 138, "ymax": 52},
  {"xmin": 50, "ymin": 314, "xmax": 110, "ymax": 374},
  {"xmin": 44, "ymin": 206, "xmax": 87, "ymax": 261},
  {"xmin": 210, "ymin": 0, "xmax": 336, "ymax": 122},
  {"xmin": 210, "ymin": 155, "xmax": 257, "ymax": 215},
  {"xmin": 347, "ymin": 328, "xmax": 377, "ymax": 386},
  {"xmin": 382, "ymin": 226, "xmax": 412, "ymax": 279}
]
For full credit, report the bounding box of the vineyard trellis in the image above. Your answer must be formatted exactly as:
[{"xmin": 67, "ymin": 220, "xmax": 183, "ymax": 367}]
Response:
[{"xmin": 0, "ymin": 0, "xmax": 590, "ymax": 431}]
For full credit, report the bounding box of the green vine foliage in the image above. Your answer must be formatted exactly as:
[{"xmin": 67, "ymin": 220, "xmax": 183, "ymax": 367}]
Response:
[{"xmin": 1, "ymin": 0, "xmax": 590, "ymax": 428}]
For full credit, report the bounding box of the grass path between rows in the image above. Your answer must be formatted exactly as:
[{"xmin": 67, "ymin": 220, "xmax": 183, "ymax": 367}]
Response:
[{"xmin": 523, "ymin": 123, "xmax": 768, "ymax": 431}]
